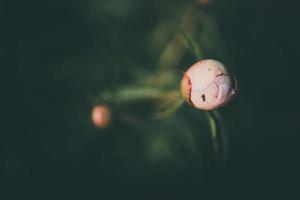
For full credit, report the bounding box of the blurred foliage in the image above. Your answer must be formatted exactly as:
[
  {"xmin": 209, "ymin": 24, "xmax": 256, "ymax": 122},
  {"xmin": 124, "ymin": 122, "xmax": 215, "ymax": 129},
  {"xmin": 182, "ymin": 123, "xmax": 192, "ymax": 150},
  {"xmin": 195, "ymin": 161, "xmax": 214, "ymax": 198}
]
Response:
[{"xmin": 3, "ymin": 0, "xmax": 300, "ymax": 199}]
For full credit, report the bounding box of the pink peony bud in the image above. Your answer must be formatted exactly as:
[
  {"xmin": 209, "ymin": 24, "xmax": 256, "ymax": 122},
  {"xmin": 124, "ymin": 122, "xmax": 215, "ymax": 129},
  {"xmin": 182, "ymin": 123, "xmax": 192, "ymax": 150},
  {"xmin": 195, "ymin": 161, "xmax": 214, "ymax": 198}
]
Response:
[
  {"xmin": 181, "ymin": 59, "xmax": 236, "ymax": 110},
  {"xmin": 91, "ymin": 105, "xmax": 111, "ymax": 128}
]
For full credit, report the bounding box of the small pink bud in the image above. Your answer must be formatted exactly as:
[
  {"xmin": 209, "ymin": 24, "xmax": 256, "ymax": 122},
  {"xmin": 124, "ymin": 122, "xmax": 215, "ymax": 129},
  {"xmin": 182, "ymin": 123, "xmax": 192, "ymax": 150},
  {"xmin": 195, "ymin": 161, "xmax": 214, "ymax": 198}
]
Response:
[
  {"xmin": 181, "ymin": 59, "xmax": 236, "ymax": 110},
  {"xmin": 91, "ymin": 105, "xmax": 111, "ymax": 128}
]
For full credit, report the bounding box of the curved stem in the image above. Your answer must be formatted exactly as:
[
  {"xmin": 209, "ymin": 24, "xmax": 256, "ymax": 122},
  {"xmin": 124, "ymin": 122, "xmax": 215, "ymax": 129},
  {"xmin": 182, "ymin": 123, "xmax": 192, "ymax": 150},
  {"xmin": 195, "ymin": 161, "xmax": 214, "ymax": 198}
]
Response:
[
  {"xmin": 153, "ymin": 98, "xmax": 184, "ymax": 119},
  {"xmin": 100, "ymin": 87, "xmax": 184, "ymax": 119},
  {"xmin": 212, "ymin": 110, "xmax": 228, "ymax": 162},
  {"xmin": 179, "ymin": 28, "xmax": 203, "ymax": 60},
  {"xmin": 206, "ymin": 111, "xmax": 220, "ymax": 162}
]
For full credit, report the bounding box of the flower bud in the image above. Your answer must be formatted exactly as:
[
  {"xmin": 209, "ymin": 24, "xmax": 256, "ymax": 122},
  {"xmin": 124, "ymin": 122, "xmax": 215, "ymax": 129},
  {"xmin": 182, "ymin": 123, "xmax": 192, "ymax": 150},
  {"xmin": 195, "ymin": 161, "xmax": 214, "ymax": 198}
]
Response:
[
  {"xmin": 91, "ymin": 105, "xmax": 111, "ymax": 128},
  {"xmin": 181, "ymin": 59, "xmax": 236, "ymax": 110}
]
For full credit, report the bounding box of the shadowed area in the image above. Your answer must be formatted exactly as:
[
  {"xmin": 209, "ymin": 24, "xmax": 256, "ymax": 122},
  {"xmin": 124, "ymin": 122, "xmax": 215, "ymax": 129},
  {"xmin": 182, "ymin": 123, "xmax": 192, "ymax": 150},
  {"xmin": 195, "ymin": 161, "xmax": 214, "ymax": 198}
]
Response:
[{"xmin": 3, "ymin": 0, "xmax": 300, "ymax": 199}]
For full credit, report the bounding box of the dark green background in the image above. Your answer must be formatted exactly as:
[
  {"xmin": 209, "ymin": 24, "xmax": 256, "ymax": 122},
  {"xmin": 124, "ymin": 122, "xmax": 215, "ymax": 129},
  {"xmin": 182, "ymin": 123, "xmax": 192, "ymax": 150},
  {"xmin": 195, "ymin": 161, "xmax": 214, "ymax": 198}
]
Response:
[{"xmin": 3, "ymin": 0, "xmax": 300, "ymax": 199}]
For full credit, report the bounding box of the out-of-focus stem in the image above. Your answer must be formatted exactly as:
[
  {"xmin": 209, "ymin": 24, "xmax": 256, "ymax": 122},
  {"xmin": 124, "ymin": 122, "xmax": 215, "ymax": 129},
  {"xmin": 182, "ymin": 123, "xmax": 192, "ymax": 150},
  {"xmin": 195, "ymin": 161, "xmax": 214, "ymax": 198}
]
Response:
[
  {"xmin": 206, "ymin": 111, "xmax": 220, "ymax": 161},
  {"xmin": 156, "ymin": 6, "xmax": 198, "ymax": 70},
  {"xmin": 153, "ymin": 97, "xmax": 184, "ymax": 119},
  {"xmin": 212, "ymin": 110, "xmax": 228, "ymax": 161},
  {"xmin": 100, "ymin": 87, "xmax": 184, "ymax": 119},
  {"xmin": 179, "ymin": 28, "xmax": 204, "ymax": 60},
  {"xmin": 101, "ymin": 87, "xmax": 165, "ymax": 104}
]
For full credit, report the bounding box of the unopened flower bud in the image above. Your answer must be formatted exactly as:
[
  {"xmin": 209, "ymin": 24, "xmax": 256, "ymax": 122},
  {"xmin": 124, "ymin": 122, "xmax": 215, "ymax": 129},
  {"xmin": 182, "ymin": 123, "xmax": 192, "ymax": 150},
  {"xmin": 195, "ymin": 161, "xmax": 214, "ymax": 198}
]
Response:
[
  {"xmin": 91, "ymin": 105, "xmax": 111, "ymax": 128},
  {"xmin": 181, "ymin": 59, "xmax": 236, "ymax": 110}
]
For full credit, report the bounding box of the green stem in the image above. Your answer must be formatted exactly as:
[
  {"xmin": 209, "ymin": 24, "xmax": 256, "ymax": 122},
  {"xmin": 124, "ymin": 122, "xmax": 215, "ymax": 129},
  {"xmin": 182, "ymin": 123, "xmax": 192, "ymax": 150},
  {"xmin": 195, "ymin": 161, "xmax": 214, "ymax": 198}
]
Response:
[
  {"xmin": 179, "ymin": 28, "xmax": 203, "ymax": 60},
  {"xmin": 153, "ymin": 99, "xmax": 184, "ymax": 119},
  {"xmin": 100, "ymin": 87, "xmax": 184, "ymax": 119},
  {"xmin": 206, "ymin": 111, "xmax": 220, "ymax": 162},
  {"xmin": 101, "ymin": 87, "xmax": 165, "ymax": 104},
  {"xmin": 212, "ymin": 110, "xmax": 228, "ymax": 161}
]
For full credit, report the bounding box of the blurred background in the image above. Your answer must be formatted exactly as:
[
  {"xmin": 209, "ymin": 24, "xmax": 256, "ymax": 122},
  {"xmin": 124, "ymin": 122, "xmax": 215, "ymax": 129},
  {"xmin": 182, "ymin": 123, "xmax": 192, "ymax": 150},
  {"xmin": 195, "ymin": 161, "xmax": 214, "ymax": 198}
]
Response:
[{"xmin": 3, "ymin": 0, "xmax": 300, "ymax": 199}]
